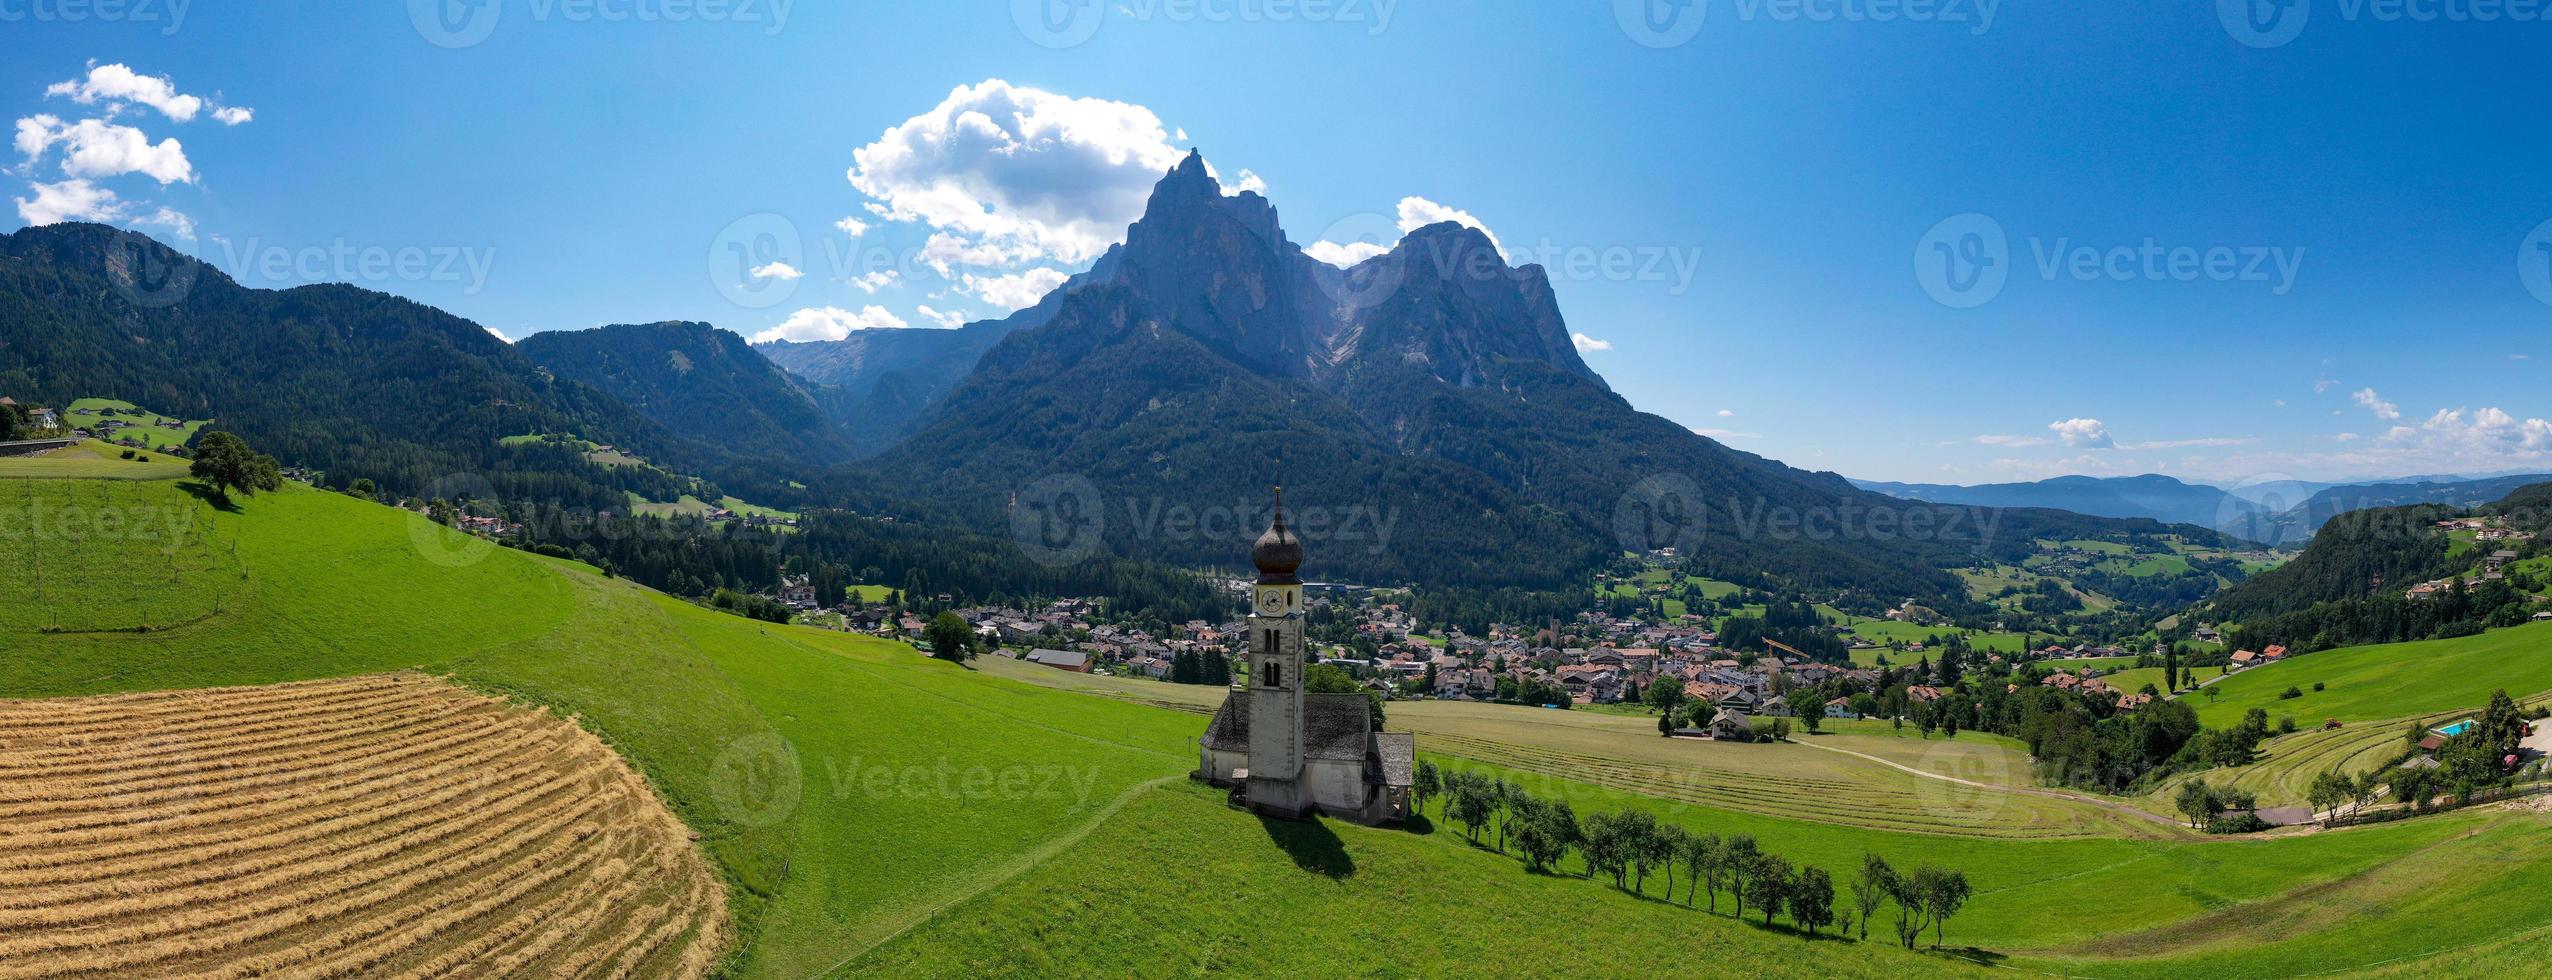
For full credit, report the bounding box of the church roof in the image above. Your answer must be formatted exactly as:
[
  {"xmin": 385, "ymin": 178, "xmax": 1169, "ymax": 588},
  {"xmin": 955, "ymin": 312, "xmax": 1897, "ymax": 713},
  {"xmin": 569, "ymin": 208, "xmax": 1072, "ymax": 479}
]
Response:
[
  {"xmin": 1373, "ymin": 732, "xmax": 1415, "ymax": 787},
  {"xmin": 1199, "ymin": 692, "xmax": 1374, "ymax": 762}
]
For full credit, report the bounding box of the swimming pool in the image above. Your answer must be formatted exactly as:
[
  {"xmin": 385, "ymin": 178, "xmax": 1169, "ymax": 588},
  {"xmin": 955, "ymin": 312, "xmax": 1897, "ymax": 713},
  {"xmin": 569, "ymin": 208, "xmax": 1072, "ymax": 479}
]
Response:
[{"xmin": 2435, "ymin": 719, "xmax": 2476, "ymax": 737}]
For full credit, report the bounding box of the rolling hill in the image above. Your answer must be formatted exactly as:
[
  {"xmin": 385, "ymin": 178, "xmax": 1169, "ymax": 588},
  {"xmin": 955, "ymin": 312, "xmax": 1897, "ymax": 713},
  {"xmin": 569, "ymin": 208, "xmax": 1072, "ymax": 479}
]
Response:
[{"xmin": 515, "ymin": 321, "xmax": 851, "ymax": 464}]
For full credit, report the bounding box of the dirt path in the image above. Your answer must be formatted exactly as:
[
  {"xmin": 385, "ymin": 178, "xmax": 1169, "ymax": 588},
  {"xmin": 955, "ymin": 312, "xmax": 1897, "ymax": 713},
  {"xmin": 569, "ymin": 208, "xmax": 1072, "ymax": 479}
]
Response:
[{"xmin": 1791, "ymin": 739, "xmax": 2190, "ymax": 832}]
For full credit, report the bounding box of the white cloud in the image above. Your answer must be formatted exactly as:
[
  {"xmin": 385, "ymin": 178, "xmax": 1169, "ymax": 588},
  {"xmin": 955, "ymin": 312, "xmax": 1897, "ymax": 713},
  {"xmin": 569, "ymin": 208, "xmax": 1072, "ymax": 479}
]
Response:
[
  {"xmin": 920, "ymin": 231, "xmax": 1042, "ymax": 276},
  {"xmin": 1396, "ymin": 196, "xmax": 1503, "ymax": 254},
  {"xmin": 212, "ymin": 106, "xmax": 253, "ymax": 126},
  {"xmin": 15, "ymin": 115, "xmax": 195, "ymax": 184},
  {"xmin": 2514, "ymin": 354, "xmax": 2532, "ymax": 361},
  {"xmin": 2351, "ymin": 387, "xmax": 2400, "ymax": 421},
  {"xmin": 1717, "ymin": 409, "xmax": 1735, "ymax": 418},
  {"xmin": 2334, "ymin": 432, "xmax": 2359, "ymax": 442},
  {"xmin": 2313, "ymin": 378, "xmax": 2339, "ymax": 394},
  {"xmin": 46, "ymin": 63, "xmax": 206, "ymax": 123},
  {"xmin": 960, "ymin": 267, "xmax": 1071, "ymax": 310},
  {"xmin": 915, "ymin": 304, "xmax": 968, "ymax": 329},
  {"xmin": 2049, "ymin": 418, "xmax": 2116, "ymax": 449},
  {"xmin": 2121, "ymin": 437, "xmax": 2252, "ymax": 450},
  {"xmin": 13, "ymin": 178, "xmax": 123, "ymax": 225},
  {"xmin": 134, "ymin": 205, "xmax": 193, "ymax": 239},
  {"xmin": 1974, "ymin": 434, "xmax": 2053, "ymax": 448},
  {"xmin": 1303, "ymin": 239, "xmax": 1389, "ymax": 268},
  {"xmin": 846, "ymin": 79, "xmax": 1189, "ymax": 269},
  {"xmin": 748, "ymin": 261, "xmax": 803, "ymax": 281},
  {"xmin": 1692, "ymin": 428, "xmax": 1759, "ymax": 440},
  {"xmin": 749, "ymin": 305, "xmax": 910, "ymax": 344},
  {"xmin": 485, "ymin": 326, "xmax": 515, "ymax": 343},
  {"xmin": 848, "ymin": 270, "xmax": 898, "ymax": 294},
  {"xmin": 1571, "ymin": 333, "xmax": 1611, "ymax": 353},
  {"xmin": 1228, "ymin": 168, "xmax": 1266, "ymax": 195},
  {"xmin": 834, "ymin": 215, "xmax": 869, "ymax": 236}
]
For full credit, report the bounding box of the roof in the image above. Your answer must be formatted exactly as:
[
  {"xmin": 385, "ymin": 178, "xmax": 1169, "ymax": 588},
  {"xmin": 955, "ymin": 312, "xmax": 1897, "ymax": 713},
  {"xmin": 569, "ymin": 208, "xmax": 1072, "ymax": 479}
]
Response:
[
  {"xmin": 1373, "ymin": 732, "xmax": 1415, "ymax": 787},
  {"xmin": 1025, "ymin": 648, "xmax": 1090, "ymax": 669},
  {"xmin": 1200, "ymin": 692, "xmax": 1376, "ymax": 763}
]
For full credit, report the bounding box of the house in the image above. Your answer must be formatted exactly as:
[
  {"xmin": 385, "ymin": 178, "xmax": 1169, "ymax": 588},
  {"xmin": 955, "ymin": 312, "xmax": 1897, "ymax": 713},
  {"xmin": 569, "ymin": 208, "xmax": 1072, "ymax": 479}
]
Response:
[
  {"xmin": 1707, "ymin": 710, "xmax": 1753, "ymax": 740},
  {"xmin": 1905, "ymin": 685, "xmax": 1943, "ymax": 704},
  {"xmin": 2261, "ymin": 645, "xmax": 2288, "ymax": 660},
  {"xmin": 1024, "ymin": 648, "xmax": 1092, "ymax": 673},
  {"xmin": 2230, "ymin": 650, "xmax": 2258, "ymax": 666},
  {"xmin": 1824, "ymin": 697, "xmax": 1860, "ymax": 720}
]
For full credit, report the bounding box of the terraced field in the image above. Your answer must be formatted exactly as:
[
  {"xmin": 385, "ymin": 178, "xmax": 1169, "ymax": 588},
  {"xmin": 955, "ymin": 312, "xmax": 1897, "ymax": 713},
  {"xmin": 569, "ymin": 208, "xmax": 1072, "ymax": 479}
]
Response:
[
  {"xmin": 0, "ymin": 478, "xmax": 245, "ymax": 633},
  {"xmin": 0, "ymin": 673, "xmax": 724, "ymax": 979}
]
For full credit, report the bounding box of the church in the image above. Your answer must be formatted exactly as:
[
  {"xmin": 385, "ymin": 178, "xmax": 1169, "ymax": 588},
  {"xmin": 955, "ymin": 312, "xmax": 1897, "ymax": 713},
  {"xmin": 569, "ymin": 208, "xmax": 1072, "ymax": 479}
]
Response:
[{"xmin": 1196, "ymin": 492, "xmax": 1415, "ymax": 824}]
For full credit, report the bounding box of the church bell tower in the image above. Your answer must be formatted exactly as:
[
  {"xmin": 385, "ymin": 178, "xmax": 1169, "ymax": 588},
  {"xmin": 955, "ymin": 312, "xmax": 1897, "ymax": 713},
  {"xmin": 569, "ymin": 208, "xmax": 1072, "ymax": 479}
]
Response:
[{"xmin": 1244, "ymin": 488, "xmax": 1308, "ymax": 813}]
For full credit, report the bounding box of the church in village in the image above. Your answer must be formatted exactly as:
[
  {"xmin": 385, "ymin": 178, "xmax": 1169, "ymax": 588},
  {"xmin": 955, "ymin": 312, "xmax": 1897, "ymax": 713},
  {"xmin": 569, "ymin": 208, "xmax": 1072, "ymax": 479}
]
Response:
[{"xmin": 1196, "ymin": 492, "xmax": 1415, "ymax": 824}]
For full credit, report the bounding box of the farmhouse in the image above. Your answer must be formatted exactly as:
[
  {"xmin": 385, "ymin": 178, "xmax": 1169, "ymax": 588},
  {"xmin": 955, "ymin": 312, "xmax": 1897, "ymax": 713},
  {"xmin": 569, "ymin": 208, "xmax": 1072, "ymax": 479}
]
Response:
[
  {"xmin": 1024, "ymin": 648, "xmax": 1093, "ymax": 673},
  {"xmin": 1196, "ymin": 493, "xmax": 1413, "ymax": 824}
]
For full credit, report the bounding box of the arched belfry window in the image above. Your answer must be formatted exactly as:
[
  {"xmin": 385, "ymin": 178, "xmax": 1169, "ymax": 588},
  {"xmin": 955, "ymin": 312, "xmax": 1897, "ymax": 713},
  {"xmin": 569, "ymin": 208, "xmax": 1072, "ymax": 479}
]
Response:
[{"xmin": 1264, "ymin": 662, "xmax": 1281, "ymax": 688}]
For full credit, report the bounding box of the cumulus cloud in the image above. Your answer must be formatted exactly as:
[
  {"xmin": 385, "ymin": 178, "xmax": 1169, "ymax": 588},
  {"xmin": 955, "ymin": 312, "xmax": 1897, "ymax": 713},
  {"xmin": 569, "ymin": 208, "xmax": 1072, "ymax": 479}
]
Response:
[
  {"xmin": 2352, "ymin": 387, "xmax": 2400, "ymax": 421},
  {"xmin": 1396, "ymin": 196, "xmax": 1503, "ymax": 254},
  {"xmin": 15, "ymin": 115, "xmax": 194, "ymax": 184},
  {"xmin": 13, "ymin": 178, "xmax": 123, "ymax": 225},
  {"xmin": 1227, "ymin": 168, "xmax": 1266, "ymax": 195},
  {"xmin": 960, "ymin": 267, "xmax": 1071, "ymax": 310},
  {"xmin": 2049, "ymin": 418, "xmax": 2116, "ymax": 449},
  {"xmin": 749, "ymin": 305, "xmax": 910, "ymax": 344},
  {"xmin": 1974, "ymin": 433, "xmax": 2053, "ymax": 448},
  {"xmin": 1303, "ymin": 239, "xmax": 1389, "ymax": 268},
  {"xmin": 846, "ymin": 79, "xmax": 1188, "ymax": 270},
  {"xmin": 914, "ymin": 304, "xmax": 968, "ymax": 329},
  {"xmin": 133, "ymin": 205, "xmax": 194, "ymax": 239},
  {"xmin": 847, "ymin": 270, "xmax": 898, "ymax": 294},
  {"xmin": 834, "ymin": 215, "xmax": 869, "ymax": 236},
  {"xmin": 1718, "ymin": 409, "xmax": 1735, "ymax": 417},
  {"xmin": 748, "ymin": 261, "xmax": 802, "ymax": 281},
  {"xmin": 46, "ymin": 63, "xmax": 208, "ymax": 123},
  {"xmin": 1570, "ymin": 333, "xmax": 1611, "ymax": 353},
  {"xmin": 212, "ymin": 106, "xmax": 252, "ymax": 126},
  {"xmin": 1692, "ymin": 428, "xmax": 1759, "ymax": 440}
]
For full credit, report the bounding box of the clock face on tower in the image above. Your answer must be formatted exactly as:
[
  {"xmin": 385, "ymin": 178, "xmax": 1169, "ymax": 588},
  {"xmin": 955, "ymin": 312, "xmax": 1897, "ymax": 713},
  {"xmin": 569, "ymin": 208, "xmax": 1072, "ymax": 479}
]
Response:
[{"xmin": 1255, "ymin": 589, "xmax": 1286, "ymax": 616}]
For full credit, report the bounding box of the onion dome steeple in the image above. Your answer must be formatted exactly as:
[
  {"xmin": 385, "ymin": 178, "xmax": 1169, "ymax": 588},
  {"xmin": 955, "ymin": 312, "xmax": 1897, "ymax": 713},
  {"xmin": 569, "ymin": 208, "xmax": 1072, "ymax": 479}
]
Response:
[{"xmin": 1252, "ymin": 487, "xmax": 1304, "ymax": 585}]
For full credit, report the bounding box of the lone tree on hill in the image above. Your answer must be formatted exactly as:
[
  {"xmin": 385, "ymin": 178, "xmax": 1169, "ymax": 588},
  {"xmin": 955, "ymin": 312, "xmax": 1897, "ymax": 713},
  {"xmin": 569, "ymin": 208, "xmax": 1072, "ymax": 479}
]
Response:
[
  {"xmin": 188, "ymin": 431, "xmax": 282, "ymax": 504},
  {"xmin": 924, "ymin": 612, "xmax": 974, "ymax": 662}
]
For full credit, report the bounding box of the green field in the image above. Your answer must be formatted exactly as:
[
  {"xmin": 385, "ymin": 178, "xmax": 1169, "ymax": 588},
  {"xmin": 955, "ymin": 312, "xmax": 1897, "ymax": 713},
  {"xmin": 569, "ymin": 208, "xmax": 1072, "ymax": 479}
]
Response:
[
  {"xmin": 2189, "ymin": 621, "xmax": 2552, "ymax": 727},
  {"xmin": 0, "ymin": 439, "xmax": 190, "ymax": 479},
  {"xmin": 624, "ymin": 491, "xmax": 798, "ymax": 520},
  {"xmin": 15, "ymin": 472, "xmax": 2552, "ymax": 977},
  {"xmin": 64, "ymin": 397, "xmax": 209, "ymax": 451}
]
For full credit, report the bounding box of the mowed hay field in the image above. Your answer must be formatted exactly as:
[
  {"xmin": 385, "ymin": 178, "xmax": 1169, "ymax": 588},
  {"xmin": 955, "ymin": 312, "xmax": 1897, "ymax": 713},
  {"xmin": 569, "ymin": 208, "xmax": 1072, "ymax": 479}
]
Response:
[{"xmin": 0, "ymin": 672, "xmax": 724, "ymax": 979}]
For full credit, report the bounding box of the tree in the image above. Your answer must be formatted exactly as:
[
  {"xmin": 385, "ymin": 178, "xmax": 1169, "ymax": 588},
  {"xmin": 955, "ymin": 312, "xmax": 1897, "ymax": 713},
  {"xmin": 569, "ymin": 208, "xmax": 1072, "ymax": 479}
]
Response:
[
  {"xmin": 1744, "ymin": 852, "xmax": 1793, "ymax": 927},
  {"xmin": 2174, "ymin": 780, "xmax": 2219, "ymax": 829},
  {"xmin": 2307, "ymin": 769, "xmax": 2354, "ymax": 828},
  {"xmin": 1412, "ymin": 760, "xmax": 1441, "ymax": 818},
  {"xmin": 1644, "ymin": 676, "xmax": 1686, "ymax": 714},
  {"xmin": 1679, "ymin": 831, "xmax": 1720, "ymax": 908},
  {"xmin": 1914, "ymin": 866, "xmax": 1971, "ymax": 948},
  {"xmin": 1511, "ymin": 797, "xmax": 1579, "ymax": 874},
  {"xmin": 1723, "ymin": 834, "xmax": 1761, "ymax": 919},
  {"xmin": 2475, "ymin": 688, "xmax": 2527, "ymax": 761},
  {"xmin": 1653, "ymin": 823, "xmax": 1691, "ymax": 900},
  {"xmin": 1788, "ymin": 690, "xmax": 1828, "ymax": 734},
  {"xmin": 1449, "ymin": 773, "xmax": 1497, "ymax": 844},
  {"xmin": 925, "ymin": 612, "xmax": 974, "ymax": 662},
  {"xmin": 1618, "ymin": 809, "xmax": 1662, "ymax": 895},
  {"xmin": 188, "ymin": 431, "xmax": 282, "ymax": 503},
  {"xmin": 347, "ymin": 477, "xmax": 377, "ymax": 498},
  {"xmin": 1791, "ymin": 865, "xmax": 1837, "ymax": 936},
  {"xmin": 1851, "ymin": 853, "xmax": 1896, "ymax": 941},
  {"xmin": 1580, "ymin": 811, "xmax": 1627, "ymax": 886}
]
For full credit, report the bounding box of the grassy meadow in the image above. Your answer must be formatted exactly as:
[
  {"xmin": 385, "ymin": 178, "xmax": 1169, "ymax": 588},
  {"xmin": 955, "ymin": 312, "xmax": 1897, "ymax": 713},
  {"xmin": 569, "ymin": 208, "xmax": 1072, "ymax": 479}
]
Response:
[
  {"xmin": 2188, "ymin": 620, "xmax": 2552, "ymax": 727},
  {"xmin": 63, "ymin": 397, "xmax": 209, "ymax": 451},
  {"xmin": 11, "ymin": 471, "xmax": 2552, "ymax": 977}
]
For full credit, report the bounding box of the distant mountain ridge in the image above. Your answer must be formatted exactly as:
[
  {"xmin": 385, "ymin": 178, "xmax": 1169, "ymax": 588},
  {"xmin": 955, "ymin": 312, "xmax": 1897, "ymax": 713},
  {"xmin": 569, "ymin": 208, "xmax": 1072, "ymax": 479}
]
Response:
[
  {"xmin": 859, "ymin": 152, "xmax": 2226, "ymax": 600},
  {"xmin": 1855, "ymin": 472, "xmax": 2552, "ymax": 546},
  {"xmin": 516, "ymin": 320, "xmax": 851, "ymax": 463}
]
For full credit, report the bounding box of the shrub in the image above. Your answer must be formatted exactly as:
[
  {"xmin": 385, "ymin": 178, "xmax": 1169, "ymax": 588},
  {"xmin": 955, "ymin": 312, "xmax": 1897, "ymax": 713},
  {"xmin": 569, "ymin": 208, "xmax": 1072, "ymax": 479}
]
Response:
[
  {"xmin": 2278, "ymin": 716, "xmax": 2298, "ymax": 734},
  {"xmin": 2279, "ymin": 686, "xmax": 2303, "ymax": 700},
  {"xmin": 2312, "ymin": 681, "xmax": 2326, "ymax": 692}
]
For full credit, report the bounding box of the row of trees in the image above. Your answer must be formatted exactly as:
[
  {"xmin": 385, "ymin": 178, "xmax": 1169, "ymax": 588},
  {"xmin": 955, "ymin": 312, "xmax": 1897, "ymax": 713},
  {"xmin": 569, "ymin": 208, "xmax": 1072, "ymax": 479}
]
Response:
[{"xmin": 1413, "ymin": 765, "xmax": 1973, "ymax": 948}]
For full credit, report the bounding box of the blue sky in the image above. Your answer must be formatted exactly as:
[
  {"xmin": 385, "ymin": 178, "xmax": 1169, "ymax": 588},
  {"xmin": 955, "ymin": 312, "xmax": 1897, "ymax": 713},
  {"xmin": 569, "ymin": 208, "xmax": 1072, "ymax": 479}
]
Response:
[{"xmin": 5, "ymin": 1, "xmax": 2547, "ymax": 485}]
